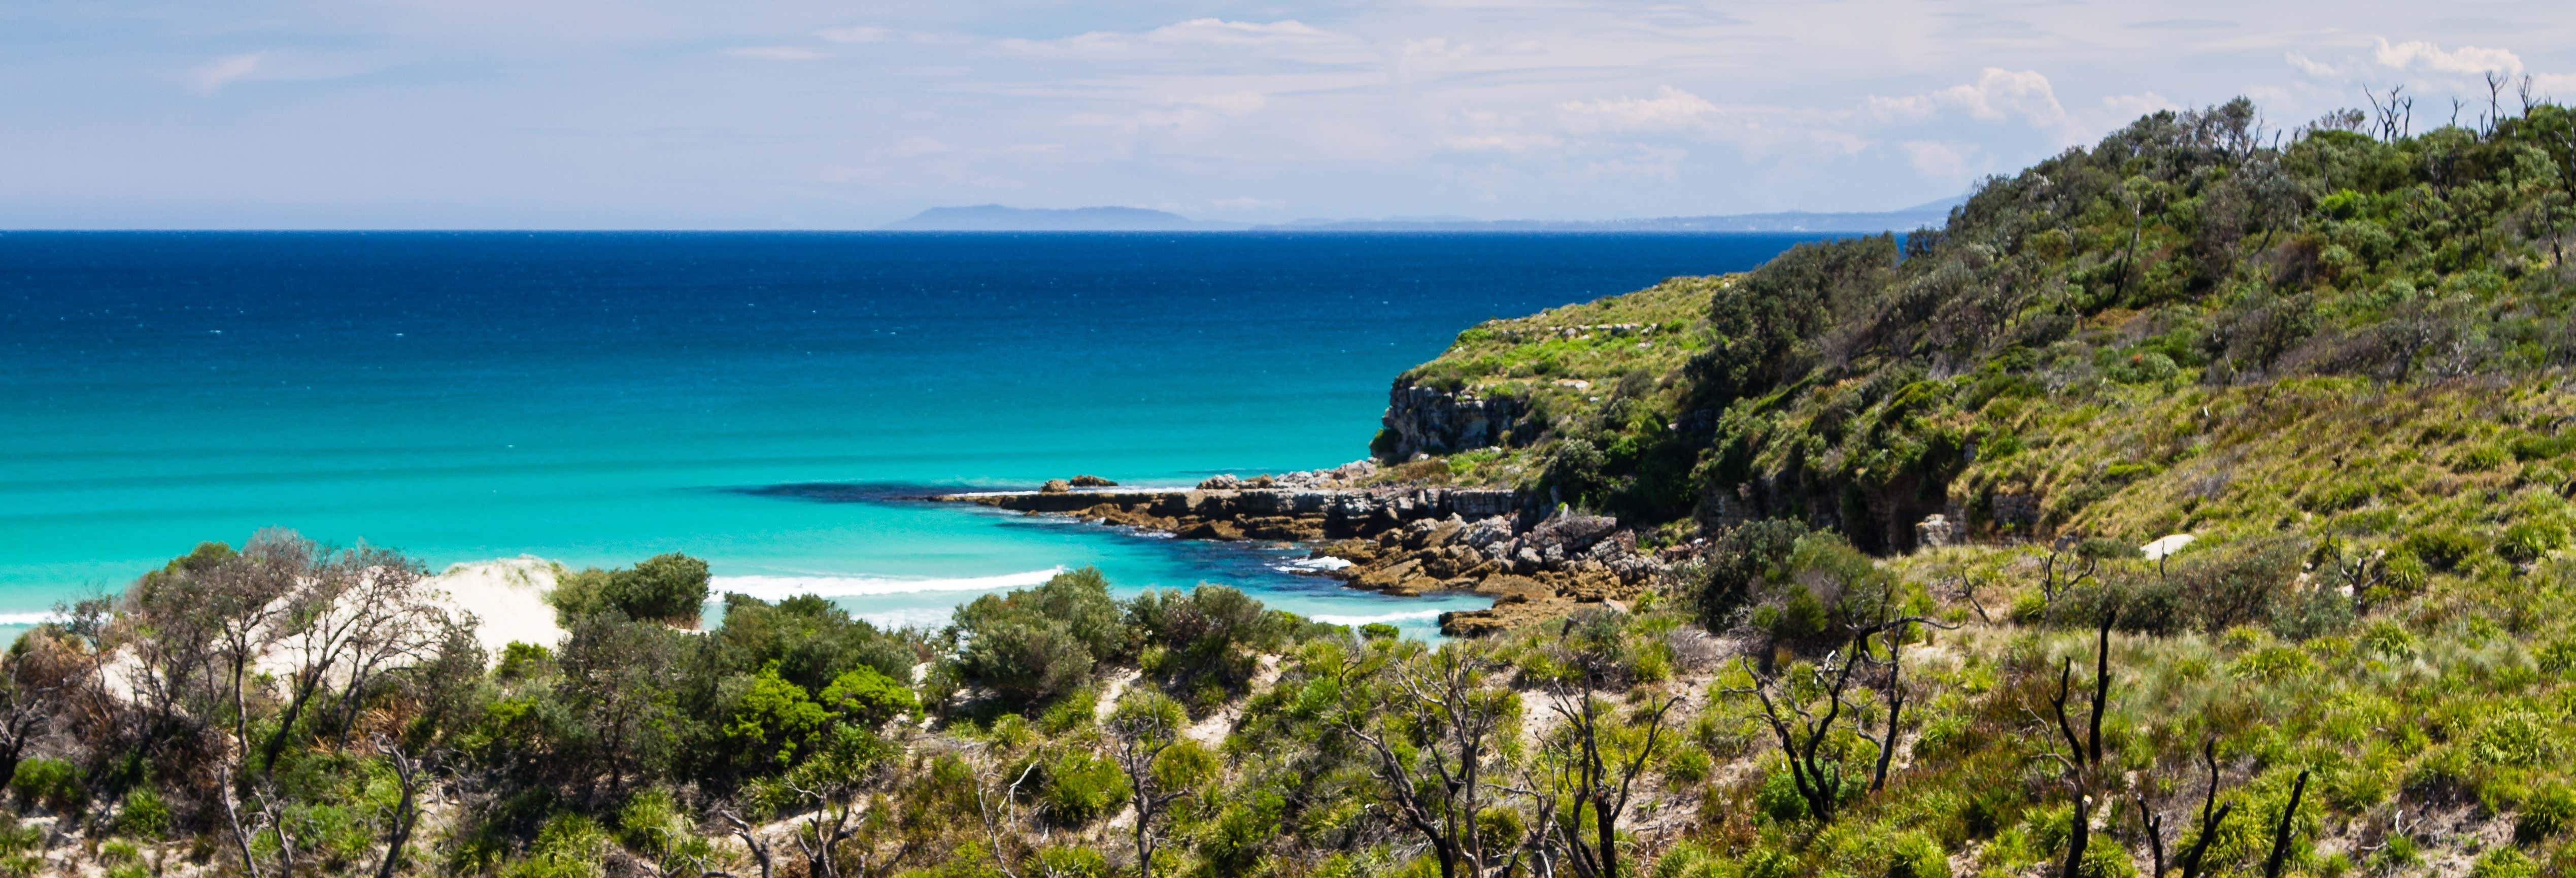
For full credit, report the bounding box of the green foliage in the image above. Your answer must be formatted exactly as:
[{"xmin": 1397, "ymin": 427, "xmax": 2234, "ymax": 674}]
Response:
[
  {"xmin": 7, "ymin": 758, "xmax": 79, "ymax": 812},
  {"xmin": 500, "ymin": 813, "xmax": 609, "ymax": 878},
  {"xmin": 496, "ymin": 641, "xmax": 554, "ymax": 681},
  {"xmin": 114, "ymin": 787, "xmax": 171, "ymax": 838},
  {"xmin": 1129, "ymin": 584, "xmax": 1284, "ymax": 698},
  {"xmin": 2470, "ymin": 847, "xmax": 2538, "ymax": 878},
  {"xmin": 954, "ymin": 567, "xmax": 1129, "ymax": 706},
  {"xmin": 2517, "ymin": 782, "xmax": 2576, "ymax": 842},
  {"xmin": 605, "ymin": 552, "xmax": 711, "ymax": 625},
  {"xmin": 707, "ymin": 592, "xmax": 922, "ymax": 693},
  {"xmin": 724, "ymin": 664, "xmax": 832, "ymax": 769},
  {"xmin": 551, "ymin": 552, "xmax": 711, "ymax": 626},
  {"xmin": 1039, "ymin": 751, "xmax": 1130, "ymax": 826},
  {"xmin": 821, "ymin": 664, "xmax": 919, "ymax": 728},
  {"xmin": 1690, "ymin": 518, "xmax": 1809, "ymax": 628}
]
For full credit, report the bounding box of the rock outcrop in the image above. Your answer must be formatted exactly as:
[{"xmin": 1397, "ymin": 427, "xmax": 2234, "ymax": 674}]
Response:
[
  {"xmin": 934, "ymin": 477, "xmax": 1670, "ymax": 637},
  {"xmin": 1379, "ymin": 380, "xmax": 1530, "ymax": 460}
]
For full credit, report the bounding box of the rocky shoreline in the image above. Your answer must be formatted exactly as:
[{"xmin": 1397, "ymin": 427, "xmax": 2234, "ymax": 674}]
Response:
[{"xmin": 930, "ymin": 464, "xmax": 1684, "ymax": 636}]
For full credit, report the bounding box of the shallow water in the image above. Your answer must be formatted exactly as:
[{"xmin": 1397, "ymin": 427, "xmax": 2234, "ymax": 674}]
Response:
[{"xmin": 0, "ymin": 231, "xmax": 1829, "ymax": 636}]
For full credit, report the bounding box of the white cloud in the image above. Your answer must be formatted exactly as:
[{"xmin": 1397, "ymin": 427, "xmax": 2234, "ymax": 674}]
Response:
[
  {"xmin": 1558, "ymin": 86, "xmax": 1720, "ymax": 132},
  {"xmin": 1864, "ymin": 69, "xmax": 2097, "ymax": 145},
  {"xmin": 1440, "ymin": 132, "xmax": 1563, "ymax": 152},
  {"xmin": 1181, "ymin": 91, "xmax": 1267, "ymax": 116},
  {"xmin": 1139, "ymin": 19, "xmax": 1328, "ymax": 45},
  {"xmin": 725, "ymin": 46, "xmax": 827, "ymax": 61},
  {"xmin": 2374, "ymin": 38, "xmax": 2522, "ymax": 76},
  {"xmin": 193, "ymin": 52, "xmax": 264, "ymax": 93},
  {"xmin": 819, "ymin": 26, "xmax": 891, "ymax": 43},
  {"xmin": 1402, "ymin": 38, "xmax": 1473, "ymax": 66},
  {"xmin": 1067, "ymin": 92, "xmax": 1269, "ymax": 132},
  {"xmin": 890, "ymin": 137, "xmax": 948, "ymax": 157},
  {"xmin": 1579, "ymin": 145, "xmax": 1687, "ymax": 180},
  {"xmin": 1868, "ymin": 69, "xmax": 2066, "ymax": 129},
  {"xmin": 2099, "ymin": 91, "xmax": 2180, "ymax": 121},
  {"xmin": 1900, "ymin": 140, "xmax": 1975, "ymax": 179},
  {"xmin": 2285, "ymin": 52, "xmax": 2340, "ymax": 78},
  {"xmin": 1001, "ymin": 19, "xmax": 1347, "ymax": 57}
]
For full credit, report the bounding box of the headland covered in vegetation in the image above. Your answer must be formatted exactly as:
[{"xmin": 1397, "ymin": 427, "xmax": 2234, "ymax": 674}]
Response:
[{"xmin": 7, "ymin": 93, "xmax": 2576, "ymax": 878}]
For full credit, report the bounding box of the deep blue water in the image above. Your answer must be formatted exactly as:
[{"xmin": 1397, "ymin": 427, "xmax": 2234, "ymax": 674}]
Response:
[{"xmin": 0, "ymin": 231, "xmax": 1823, "ymax": 635}]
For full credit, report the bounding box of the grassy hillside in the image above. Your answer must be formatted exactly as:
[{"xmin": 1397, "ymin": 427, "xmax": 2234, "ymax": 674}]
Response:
[{"xmin": 1403, "ymin": 98, "xmax": 2576, "ymax": 563}]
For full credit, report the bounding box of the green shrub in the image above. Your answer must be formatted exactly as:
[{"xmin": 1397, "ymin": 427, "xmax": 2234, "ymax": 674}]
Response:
[
  {"xmin": 1033, "ymin": 846, "xmax": 1112, "ymax": 877},
  {"xmin": 1664, "ymin": 747, "xmax": 1713, "ymax": 785},
  {"xmin": 1650, "ymin": 841, "xmax": 1718, "ymax": 878},
  {"xmin": 500, "ymin": 813, "xmax": 607, "ymax": 878},
  {"xmin": 8, "ymin": 758, "xmax": 80, "ymax": 812},
  {"xmin": 1889, "ymin": 829, "xmax": 1951, "ymax": 878},
  {"xmin": 1039, "ymin": 751, "xmax": 1129, "ymax": 826},
  {"xmin": 1199, "ymin": 790, "xmax": 1285, "ymax": 873},
  {"xmin": 2403, "ymin": 528, "xmax": 2481, "ymax": 571},
  {"xmin": 602, "ymin": 553, "xmax": 710, "ymax": 626},
  {"xmin": 2470, "ymin": 847, "xmax": 2538, "ymax": 878},
  {"xmin": 953, "ymin": 568, "xmax": 1133, "ymax": 706},
  {"xmin": 551, "ymin": 553, "xmax": 711, "ymax": 626},
  {"xmin": 2077, "ymin": 843, "xmax": 2138, "ymax": 878},
  {"xmin": 548, "ymin": 567, "xmax": 609, "ymax": 626},
  {"xmin": 495, "ymin": 641, "xmax": 554, "ymax": 681},
  {"xmin": 2453, "ymin": 444, "xmax": 2510, "ymax": 472},
  {"xmin": 1129, "ymin": 584, "xmax": 1281, "ymax": 693},
  {"xmin": 1692, "ymin": 519, "xmax": 1810, "ymax": 627},
  {"xmin": 958, "ymin": 618, "xmax": 1094, "ymax": 705},
  {"xmin": 115, "ymin": 787, "xmax": 171, "ymax": 837},
  {"xmin": 2473, "ymin": 711, "xmax": 2555, "ymax": 767},
  {"xmin": 2517, "ymin": 783, "xmax": 2576, "ymax": 842},
  {"xmin": 2498, "ymin": 520, "xmax": 2567, "ymax": 565},
  {"xmin": 819, "ymin": 665, "xmax": 918, "ymax": 728},
  {"xmin": 724, "ymin": 665, "xmax": 831, "ymax": 769}
]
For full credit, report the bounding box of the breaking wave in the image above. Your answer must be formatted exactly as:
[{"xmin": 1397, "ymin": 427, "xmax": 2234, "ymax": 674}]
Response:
[{"xmin": 710, "ymin": 567, "xmax": 1068, "ymax": 601}]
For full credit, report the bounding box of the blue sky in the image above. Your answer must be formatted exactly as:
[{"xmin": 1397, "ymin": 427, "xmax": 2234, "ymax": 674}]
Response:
[{"xmin": 5, "ymin": 1, "xmax": 2571, "ymax": 228}]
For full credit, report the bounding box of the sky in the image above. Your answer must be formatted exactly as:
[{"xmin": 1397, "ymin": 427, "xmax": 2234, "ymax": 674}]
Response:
[{"xmin": 4, "ymin": 1, "xmax": 2573, "ymax": 229}]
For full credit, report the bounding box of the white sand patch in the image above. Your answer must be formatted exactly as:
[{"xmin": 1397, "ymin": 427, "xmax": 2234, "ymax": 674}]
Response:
[
  {"xmin": 2141, "ymin": 533, "xmax": 2196, "ymax": 561},
  {"xmin": 1095, "ymin": 667, "xmax": 1141, "ymax": 723},
  {"xmin": 429, "ymin": 556, "xmax": 568, "ymax": 657}
]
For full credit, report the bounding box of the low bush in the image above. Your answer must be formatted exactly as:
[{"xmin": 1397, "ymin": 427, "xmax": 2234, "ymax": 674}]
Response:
[{"xmin": 7, "ymin": 758, "xmax": 79, "ymax": 813}]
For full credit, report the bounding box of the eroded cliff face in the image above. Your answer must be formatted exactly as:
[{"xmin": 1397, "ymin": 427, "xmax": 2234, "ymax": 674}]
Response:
[{"xmin": 1378, "ymin": 380, "xmax": 1529, "ymax": 461}]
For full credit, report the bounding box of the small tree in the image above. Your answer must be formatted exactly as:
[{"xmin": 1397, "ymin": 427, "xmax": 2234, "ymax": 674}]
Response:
[
  {"xmin": 1334, "ymin": 640, "xmax": 1521, "ymax": 878},
  {"xmin": 1107, "ymin": 691, "xmax": 1193, "ymax": 877},
  {"xmin": 603, "ymin": 553, "xmax": 713, "ymax": 626},
  {"xmin": 559, "ymin": 614, "xmax": 688, "ymax": 795}
]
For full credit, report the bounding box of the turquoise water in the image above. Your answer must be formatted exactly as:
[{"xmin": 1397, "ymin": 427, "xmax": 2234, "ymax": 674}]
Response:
[{"xmin": 1, "ymin": 232, "xmax": 1823, "ymax": 635}]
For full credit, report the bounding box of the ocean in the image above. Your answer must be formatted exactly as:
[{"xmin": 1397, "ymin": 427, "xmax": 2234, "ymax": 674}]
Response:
[{"xmin": 0, "ymin": 231, "xmax": 1828, "ymax": 637}]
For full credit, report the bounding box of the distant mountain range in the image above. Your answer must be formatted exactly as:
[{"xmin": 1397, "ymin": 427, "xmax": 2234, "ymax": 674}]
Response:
[{"xmin": 880, "ymin": 197, "xmax": 1963, "ymax": 233}]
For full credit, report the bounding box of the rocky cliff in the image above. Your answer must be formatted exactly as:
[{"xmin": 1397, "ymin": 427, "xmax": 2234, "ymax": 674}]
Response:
[{"xmin": 1377, "ymin": 380, "xmax": 1529, "ymax": 460}]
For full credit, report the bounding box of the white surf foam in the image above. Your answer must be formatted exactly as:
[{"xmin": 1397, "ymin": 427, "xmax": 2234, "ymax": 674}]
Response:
[
  {"xmin": 848, "ymin": 606, "xmax": 964, "ymax": 630},
  {"xmin": 1272, "ymin": 557, "xmax": 1354, "ymax": 572},
  {"xmin": 1308, "ymin": 607, "xmax": 1448, "ymax": 626},
  {"xmin": 0, "ymin": 612, "xmax": 58, "ymax": 626},
  {"xmin": 709, "ymin": 567, "xmax": 1068, "ymax": 602}
]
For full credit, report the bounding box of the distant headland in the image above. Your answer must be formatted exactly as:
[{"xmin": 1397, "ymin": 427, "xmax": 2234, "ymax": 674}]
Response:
[{"xmin": 882, "ymin": 196, "xmax": 1964, "ymax": 233}]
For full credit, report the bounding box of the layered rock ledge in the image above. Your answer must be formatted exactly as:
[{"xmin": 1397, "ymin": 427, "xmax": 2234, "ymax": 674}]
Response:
[{"xmin": 930, "ymin": 476, "xmax": 1679, "ymax": 636}]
